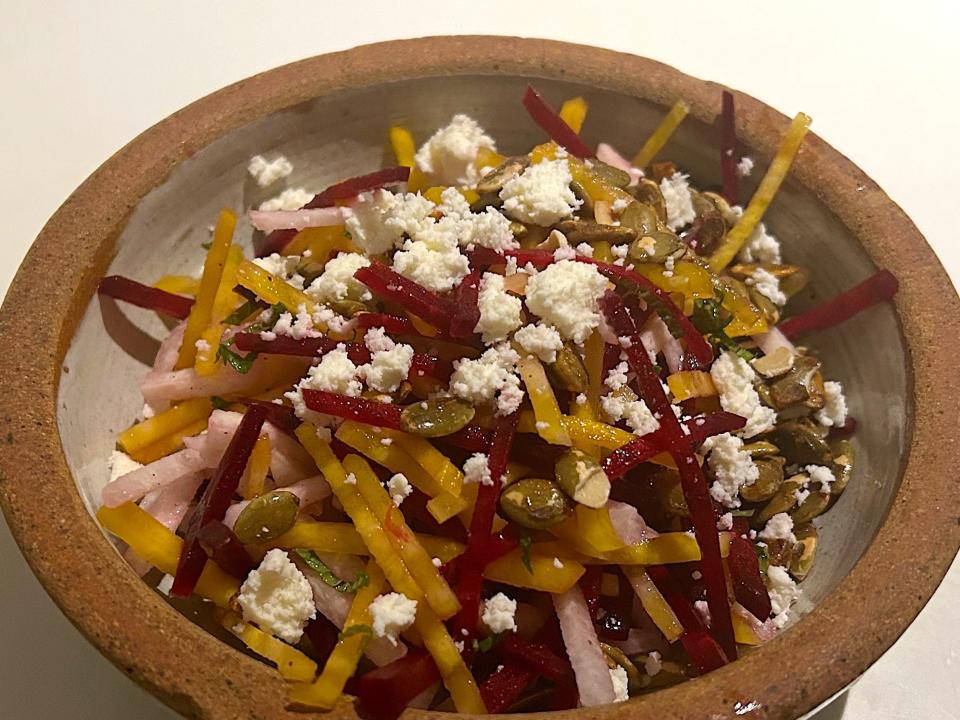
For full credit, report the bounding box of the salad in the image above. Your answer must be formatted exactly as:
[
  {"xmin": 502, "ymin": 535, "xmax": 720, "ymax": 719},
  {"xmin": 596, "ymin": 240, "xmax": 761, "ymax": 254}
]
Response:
[{"xmin": 96, "ymin": 86, "xmax": 898, "ymax": 715}]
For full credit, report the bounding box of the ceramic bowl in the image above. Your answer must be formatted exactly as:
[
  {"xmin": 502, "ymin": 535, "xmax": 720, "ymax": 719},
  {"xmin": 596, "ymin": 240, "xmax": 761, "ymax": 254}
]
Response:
[{"xmin": 0, "ymin": 36, "xmax": 957, "ymax": 720}]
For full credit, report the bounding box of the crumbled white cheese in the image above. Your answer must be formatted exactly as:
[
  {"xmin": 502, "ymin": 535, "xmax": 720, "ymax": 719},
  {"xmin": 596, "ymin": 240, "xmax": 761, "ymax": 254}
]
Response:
[
  {"xmin": 449, "ymin": 344, "xmax": 523, "ymax": 415},
  {"xmin": 816, "ymin": 381, "xmax": 848, "ymax": 428},
  {"xmin": 305, "ymin": 252, "xmax": 370, "ymax": 304},
  {"xmin": 553, "ymin": 557, "xmax": 565, "ymax": 569},
  {"xmin": 237, "ymin": 549, "xmax": 316, "ymax": 643},
  {"xmin": 481, "ymin": 592, "xmax": 518, "ymax": 634},
  {"xmin": 272, "ymin": 304, "xmax": 324, "ymax": 340},
  {"xmin": 736, "ymin": 156, "xmax": 755, "ymax": 177},
  {"xmin": 414, "ymin": 114, "xmax": 496, "ymax": 186},
  {"xmin": 611, "ymin": 243, "xmax": 629, "ymax": 259},
  {"xmin": 805, "ymin": 464, "xmax": 836, "ymax": 494},
  {"xmin": 108, "ymin": 450, "xmax": 143, "ymax": 482},
  {"xmin": 716, "ymin": 512, "xmax": 734, "ymax": 531},
  {"xmin": 504, "ymin": 256, "xmax": 519, "ymax": 275},
  {"xmin": 392, "ymin": 225, "xmax": 470, "ymax": 293},
  {"xmin": 601, "ymin": 394, "xmax": 660, "ymax": 436},
  {"xmin": 432, "ymin": 557, "xmax": 443, "ymax": 568},
  {"xmin": 363, "ymin": 327, "xmax": 396, "ymax": 354},
  {"xmin": 524, "ymin": 260, "xmax": 608, "ymax": 343},
  {"xmin": 369, "ymin": 592, "xmax": 418, "ymax": 646},
  {"xmin": 747, "ymin": 267, "xmax": 787, "ymax": 306},
  {"xmin": 759, "ymin": 512, "xmax": 797, "ymax": 543},
  {"xmin": 258, "ymin": 187, "xmax": 314, "ymax": 212},
  {"xmin": 474, "ymin": 273, "xmax": 522, "ymax": 343},
  {"xmin": 287, "ymin": 345, "xmax": 362, "ymax": 419},
  {"xmin": 359, "ymin": 341, "xmax": 414, "ymax": 393},
  {"xmin": 386, "ymin": 473, "xmax": 413, "ymax": 507},
  {"xmin": 463, "ymin": 453, "xmax": 493, "ymax": 486},
  {"xmin": 513, "ymin": 322, "xmax": 563, "ymax": 363},
  {"xmin": 737, "ymin": 222, "xmax": 782, "ymax": 264},
  {"xmin": 248, "ymin": 154, "xmax": 293, "ymax": 187},
  {"xmin": 253, "ymin": 253, "xmax": 303, "ymax": 287},
  {"xmin": 346, "ymin": 190, "xmax": 435, "ymax": 256},
  {"xmin": 700, "ymin": 432, "xmax": 759, "ymax": 508},
  {"xmin": 710, "ymin": 351, "xmax": 777, "ymax": 438},
  {"xmin": 575, "ymin": 242, "xmax": 594, "ymax": 258},
  {"xmin": 610, "ymin": 666, "xmax": 630, "ymax": 702},
  {"xmin": 694, "ymin": 600, "xmax": 711, "ymax": 627},
  {"xmin": 575, "ymin": 393, "xmax": 587, "ymax": 405},
  {"xmin": 194, "ymin": 338, "xmax": 211, "ymax": 354},
  {"xmin": 499, "ymin": 159, "xmax": 581, "ymax": 226},
  {"xmin": 766, "ymin": 565, "xmax": 800, "ymax": 628},
  {"xmin": 604, "ymin": 361, "xmax": 629, "ymax": 391},
  {"xmin": 659, "ymin": 173, "xmax": 696, "ymax": 231},
  {"xmin": 644, "ymin": 651, "xmax": 662, "ymax": 677}
]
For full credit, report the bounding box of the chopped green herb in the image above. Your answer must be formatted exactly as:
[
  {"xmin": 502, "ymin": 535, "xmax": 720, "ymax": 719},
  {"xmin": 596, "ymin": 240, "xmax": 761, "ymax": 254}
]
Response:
[
  {"xmin": 518, "ymin": 532, "xmax": 533, "ymax": 574},
  {"xmin": 210, "ymin": 396, "xmax": 231, "ymax": 410},
  {"xmin": 216, "ymin": 343, "xmax": 258, "ymax": 374},
  {"xmin": 691, "ymin": 296, "xmax": 756, "ymax": 360},
  {"xmin": 295, "ymin": 549, "xmax": 370, "ymax": 592},
  {"xmin": 730, "ymin": 509, "xmax": 755, "ymax": 517},
  {"xmin": 472, "ymin": 633, "xmax": 503, "ymax": 653},
  {"xmin": 338, "ymin": 624, "xmax": 373, "ymax": 642},
  {"xmin": 755, "ymin": 545, "xmax": 770, "ymax": 576},
  {"xmin": 201, "ymin": 241, "xmax": 213, "ymax": 250},
  {"xmin": 245, "ymin": 302, "xmax": 288, "ymax": 334},
  {"xmin": 224, "ymin": 298, "xmax": 263, "ymax": 325},
  {"xmin": 343, "ymin": 230, "xmax": 352, "ymax": 240}
]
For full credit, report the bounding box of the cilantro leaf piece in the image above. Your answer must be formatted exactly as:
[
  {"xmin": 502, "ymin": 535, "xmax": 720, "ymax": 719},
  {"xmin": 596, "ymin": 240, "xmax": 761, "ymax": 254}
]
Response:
[
  {"xmin": 338, "ymin": 624, "xmax": 373, "ymax": 643},
  {"xmin": 216, "ymin": 343, "xmax": 258, "ymax": 374},
  {"xmin": 518, "ymin": 532, "xmax": 533, "ymax": 575},
  {"xmin": 295, "ymin": 549, "xmax": 370, "ymax": 592},
  {"xmin": 472, "ymin": 633, "xmax": 503, "ymax": 653},
  {"xmin": 690, "ymin": 297, "xmax": 756, "ymax": 360},
  {"xmin": 224, "ymin": 298, "xmax": 264, "ymax": 326}
]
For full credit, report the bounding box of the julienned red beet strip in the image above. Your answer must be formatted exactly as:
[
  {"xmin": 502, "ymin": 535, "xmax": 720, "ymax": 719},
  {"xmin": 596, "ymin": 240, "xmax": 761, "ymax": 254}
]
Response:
[
  {"xmin": 97, "ymin": 276, "xmax": 194, "ymax": 320},
  {"xmin": 301, "ymin": 389, "xmax": 403, "ymax": 429},
  {"xmin": 480, "ymin": 663, "xmax": 536, "ymax": 714},
  {"xmin": 498, "ymin": 635, "xmax": 574, "ymax": 685},
  {"xmin": 522, "ymin": 86, "xmax": 594, "ymax": 159},
  {"xmin": 720, "ymin": 90, "xmax": 738, "ymax": 206},
  {"xmin": 233, "ymin": 333, "xmax": 448, "ymax": 379},
  {"xmin": 251, "ymin": 401, "xmax": 299, "ymax": 436},
  {"xmin": 448, "ymin": 271, "xmax": 481, "ymax": 338},
  {"xmin": 171, "ymin": 404, "xmax": 267, "ymax": 597},
  {"xmin": 602, "ymin": 412, "xmax": 747, "ymax": 480},
  {"xmin": 778, "ymin": 269, "xmax": 898, "ymax": 339},
  {"xmin": 356, "ymin": 312, "xmax": 465, "ymax": 344},
  {"xmin": 600, "ymin": 292, "xmax": 736, "ymax": 663},
  {"xmin": 503, "ymin": 248, "xmax": 714, "ymax": 368},
  {"xmin": 354, "ymin": 263, "xmax": 454, "ymax": 331},
  {"xmin": 356, "ymin": 650, "xmax": 441, "ymax": 720},
  {"xmin": 451, "ymin": 412, "xmax": 520, "ymax": 638},
  {"xmin": 578, "ymin": 566, "xmax": 603, "ymax": 621},
  {"xmin": 255, "ymin": 228, "xmax": 298, "ymax": 258},
  {"xmin": 196, "ymin": 520, "xmax": 255, "ymax": 579},
  {"xmin": 304, "ymin": 166, "xmax": 411, "ymax": 209},
  {"xmin": 646, "ymin": 565, "xmax": 728, "ymax": 674},
  {"xmin": 727, "ymin": 535, "xmax": 773, "ymax": 620}
]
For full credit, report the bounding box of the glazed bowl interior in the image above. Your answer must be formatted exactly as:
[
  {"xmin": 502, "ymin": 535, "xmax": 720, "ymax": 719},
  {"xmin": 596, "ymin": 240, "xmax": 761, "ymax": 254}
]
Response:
[{"xmin": 59, "ymin": 74, "xmax": 910, "ymax": 628}]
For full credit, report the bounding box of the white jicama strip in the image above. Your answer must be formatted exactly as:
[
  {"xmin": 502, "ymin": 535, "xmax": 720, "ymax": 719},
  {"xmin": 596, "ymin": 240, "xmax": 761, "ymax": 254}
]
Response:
[
  {"xmin": 140, "ymin": 355, "xmax": 309, "ymax": 407},
  {"xmin": 611, "ymin": 627, "xmax": 668, "ymax": 656},
  {"xmin": 552, "ymin": 586, "xmax": 616, "ymax": 706},
  {"xmin": 139, "ymin": 471, "xmax": 206, "ymax": 531},
  {"xmin": 249, "ymin": 206, "xmax": 348, "ymax": 232},
  {"xmin": 202, "ymin": 410, "xmax": 315, "ymax": 485},
  {"xmin": 596, "ymin": 142, "xmax": 643, "ymax": 186},
  {"xmin": 294, "ymin": 552, "xmax": 406, "ymax": 667},
  {"xmin": 606, "ymin": 500, "xmax": 658, "ymax": 544},
  {"xmin": 223, "ymin": 474, "xmax": 330, "ymax": 528},
  {"xmin": 732, "ymin": 602, "xmax": 778, "ymax": 642},
  {"xmin": 153, "ymin": 322, "xmax": 186, "ymax": 373},
  {"xmin": 407, "ymin": 684, "xmax": 439, "ymax": 709},
  {"xmin": 640, "ymin": 314, "xmax": 684, "ymax": 374},
  {"xmin": 753, "ymin": 327, "xmax": 797, "ymax": 357},
  {"xmin": 101, "ymin": 448, "xmax": 206, "ymax": 508}
]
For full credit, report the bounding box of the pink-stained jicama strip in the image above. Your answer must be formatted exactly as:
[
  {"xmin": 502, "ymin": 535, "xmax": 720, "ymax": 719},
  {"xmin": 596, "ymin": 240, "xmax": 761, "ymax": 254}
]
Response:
[
  {"xmin": 139, "ymin": 471, "xmax": 206, "ymax": 532},
  {"xmin": 640, "ymin": 314, "xmax": 684, "ymax": 374},
  {"xmin": 732, "ymin": 602, "xmax": 778, "ymax": 643},
  {"xmin": 752, "ymin": 327, "xmax": 797, "ymax": 357},
  {"xmin": 606, "ymin": 500, "xmax": 658, "ymax": 544},
  {"xmin": 201, "ymin": 410, "xmax": 315, "ymax": 485},
  {"xmin": 154, "ymin": 322, "xmax": 186, "ymax": 373},
  {"xmin": 223, "ymin": 474, "xmax": 330, "ymax": 528},
  {"xmin": 140, "ymin": 355, "xmax": 309, "ymax": 407},
  {"xmin": 610, "ymin": 627, "xmax": 668, "ymax": 656},
  {"xmin": 552, "ymin": 585, "xmax": 616, "ymax": 706},
  {"xmin": 249, "ymin": 206, "xmax": 349, "ymax": 232},
  {"xmin": 596, "ymin": 142, "xmax": 643, "ymax": 186},
  {"xmin": 294, "ymin": 552, "xmax": 406, "ymax": 667},
  {"xmin": 101, "ymin": 448, "xmax": 205, "ymax": 507}
]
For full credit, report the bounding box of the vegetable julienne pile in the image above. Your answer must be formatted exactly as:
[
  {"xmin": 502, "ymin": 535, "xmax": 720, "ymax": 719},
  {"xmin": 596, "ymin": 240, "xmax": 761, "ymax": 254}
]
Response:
[{"xmin": 96, "ymin": 86, "xmax": 898, "ymax": 715}]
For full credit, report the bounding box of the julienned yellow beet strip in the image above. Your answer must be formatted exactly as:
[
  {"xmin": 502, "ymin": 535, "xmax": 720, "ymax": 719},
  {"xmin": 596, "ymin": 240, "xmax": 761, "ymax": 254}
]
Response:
[
  {"xmin": 631, "ymin": 100, "xmax": 690, "ymax": 168},
  {"xmin": 176, "ymin": 208, "xmax": 236, "ymax": 369},
  {"xmin": 236, "ymin": 260, "xmax": 319, "ymax": 318},
  {"xmin": 118, "ymin": 397, "xmax": 213, "ymax": 455},
  {"xmin": 483, "ymin": 549, "xmax": 584, "ymax": 593},
  {"xmin": 268, "ymin": 521, "xmax": 464, "ymax": 562},
  {"xmin": 153, "ymin": 275, "xmax": 199, "ymax": 296},
  {"xmin": 559, "ymin": 97, "xmax": 588, "ymax": 134},
  {"xmin": 345, "ymin": 455, "xmax": 461, "ymax": 620},
  {"xmin": 294, "ymin": 425, "xmax": 485, "ymax": 713},
  {"xmin": 287, "ymin": 561, "xmax": 385, "ymax": 707},
  {"xmin": 389, "ymin": 126, "xmax": 428, "ymax": 192},
  {"xmin": 708, "ymin": 112, "xmax": 812, "ymax": 272},
  {"xmin": 240, "ymin": 433, "xmax": 271, "ymax": 500},
  {"xmin": 130, "ymin": 417, "xmax": 209, "ymax": 465},
  {"xmin": 621, "ymin": 566, "xmax": 683, "ymax": 642},
  {"xmin": 516, "ymin": 356, "xmax": 572, "ymax": 446},
  {"xmin": 380, "ymin": 428, "xmax": 463, "ymax": 496},
  {"xmin": 196, "ymin": 245, "xmax": 245, "ymax": 376},
  {"xmin": 96, "ymin": 503, "xmax": 237, "ymax": 607},
  {"xmin": 280, "ymin": 226, "xmax": 354, "ymax": 260},
  {"xmin": 221, "ymin": 612, "xmax": 317, "ymax": 682}
]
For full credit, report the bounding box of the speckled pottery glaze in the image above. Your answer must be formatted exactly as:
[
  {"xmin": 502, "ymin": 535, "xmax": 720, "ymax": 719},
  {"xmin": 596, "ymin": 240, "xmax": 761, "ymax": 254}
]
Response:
[{"xmin": 0, "ymin": 36, "xmax": 957, "ymax": 720}]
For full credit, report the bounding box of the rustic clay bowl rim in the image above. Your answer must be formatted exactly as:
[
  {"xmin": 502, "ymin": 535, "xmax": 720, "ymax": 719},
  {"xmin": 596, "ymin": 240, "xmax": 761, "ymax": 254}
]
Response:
[{"xmin": 0, "ymin": 36, "xmax": 957, "ymax": 720}]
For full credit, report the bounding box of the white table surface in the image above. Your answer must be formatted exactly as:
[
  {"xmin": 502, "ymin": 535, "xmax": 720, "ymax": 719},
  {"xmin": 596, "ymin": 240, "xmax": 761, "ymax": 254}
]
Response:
[{"xmin": 1, "ymin": 2, "xmax": 957, "ymax": 718}]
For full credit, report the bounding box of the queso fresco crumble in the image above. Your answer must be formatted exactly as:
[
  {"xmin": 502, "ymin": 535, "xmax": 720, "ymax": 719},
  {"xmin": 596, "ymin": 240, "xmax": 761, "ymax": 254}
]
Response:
[{"xmin": 95, "ymin": 85, "xmax": 897, "ymax": 714}]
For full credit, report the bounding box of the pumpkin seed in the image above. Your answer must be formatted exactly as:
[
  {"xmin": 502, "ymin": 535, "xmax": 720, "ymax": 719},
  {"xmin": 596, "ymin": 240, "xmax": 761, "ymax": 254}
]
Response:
[
  {"xmin": 619, "ymin": 201, "xmax": 660, "ymax": 235},
  {"xmin": 233, "ymin": 491, "xmax": 300, "ymax": 544},
  {"xmin": 751, "ymin": 346, "xmax": 796, "ymax": 379},
  {"xmin": 830, "ymin": 439, "xmax": 854, "ymax": 496},
  {"xmin": 789, "ymin": 524, "xmax": 818, "ymax": 579},
  {"xmin": 740, "ymin": 440, "xmax": 781, "ymax": 458},
  {"xmin": 601, "ymin": 643, "xmax": 642, "ymax": 693},
  {"xmin": 769, "ymin": 356, "xmax": 821, "ymax": 409},
  {"xmin": 399, "ymin": 397, "xmax": 476, "ymax": 437},
  {"xmin": 554, "ymin": 449, "xmax": 611, "ymax": 508},
  {"xmin": 499, "ymin": 478, "xmax": 572, "ymax": 529},
  {"xmin": 546, "ymin": 343, "xmax": 589, "ymax": 393},
  {"xmin": 330, "ymin": 299, "xmax": 369, "ymax": 318},
  {"xmin": 554, "ymin": 219, "xmax": 637, "ymax": 245},
  {"xmin": 476, "ymin": 156, "xmax": 528, "ymax": 194},
  {"xmin": 628, "ymin": 231, "xmax": 685, "ymax": 264},
  {"xmin": 740, "ymin": 457, "xmax": 785, "ymax": 503},
  {"xmin": 769, "ymin": 420, "xmax": 833, "ymax": 466},
  {"xmin": 790, "ymin": 485, "xmax": 831, "ymax": 524},
  {"xmin": 690, "ymin": 193, "xmax": 727, "ymax": 253},
  {"xmin": 752, "ymin": 477, "xmax": 803, "ymax": 527},
  {"xmin": 631, "ymin": 179, "xmax": 667, "ymax": 224},
  {"xmin": 588, "ymin": 161, "xmax": 633, "ymax": 189}
]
